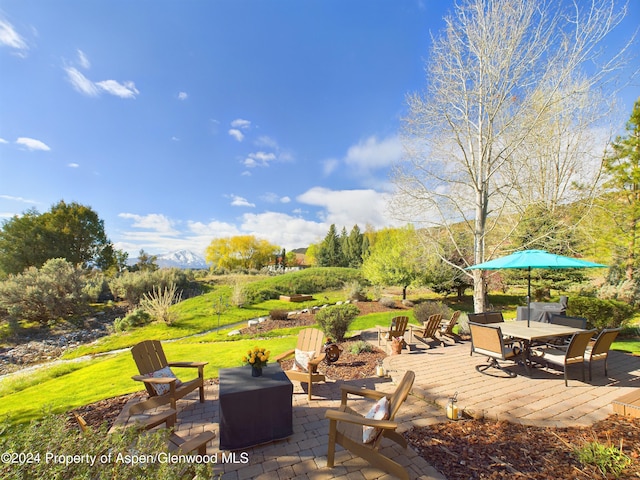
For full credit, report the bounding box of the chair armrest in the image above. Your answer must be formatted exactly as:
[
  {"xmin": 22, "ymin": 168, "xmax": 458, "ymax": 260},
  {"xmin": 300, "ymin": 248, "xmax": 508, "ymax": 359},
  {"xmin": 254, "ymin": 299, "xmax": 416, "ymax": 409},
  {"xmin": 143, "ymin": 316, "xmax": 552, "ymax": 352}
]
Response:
[
  {"xmin": 308, "ymin": 352, "xmax": 326, "ymax": 367},
  {"xmin": 340, "ymin": 385, "xmax": 388, "ymax": 403},
  {"xmin": 170, "ymin": 430, "xmax": 216, "ymax": 455},
  {"xmin": 325, "ymin": 409, "xmax": 398, "ymax": 430},
  {"xmin": 274, "ymin": 349, "xmax": 295, "ymax": 362},
  {"xmin": 168, "ymin": 361, "xmax": 208, "ymax": 368},
  {"xmin": 131, "ymin": 375, "xmax": 177, "ymax": 385}
]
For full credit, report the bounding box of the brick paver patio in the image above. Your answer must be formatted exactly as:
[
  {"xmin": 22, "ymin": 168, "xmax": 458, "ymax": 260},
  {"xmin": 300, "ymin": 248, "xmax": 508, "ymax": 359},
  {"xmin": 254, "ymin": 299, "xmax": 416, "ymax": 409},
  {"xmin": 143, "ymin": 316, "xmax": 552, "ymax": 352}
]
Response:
[{"xmin": 116, "ymin": 330, "xmax": 640, "ymax": 479}]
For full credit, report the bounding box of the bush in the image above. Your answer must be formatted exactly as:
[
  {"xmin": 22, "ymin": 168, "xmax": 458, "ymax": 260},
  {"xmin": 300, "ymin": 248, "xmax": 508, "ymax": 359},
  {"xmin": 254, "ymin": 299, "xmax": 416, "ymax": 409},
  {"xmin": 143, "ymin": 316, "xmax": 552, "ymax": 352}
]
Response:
[
  {"xmin": 316, "ymin": 304, "xmax": 360, "ymax": 342},
  {"xmin": 0, "ymin": 411, "xmax": 212, "ymax": 479},
  {"xmin": 413, "ymin": 301, "xmax": 453, "ymax": 325},
  {"xmin": 269, "ymin": 309, "xmax": 289, "ymax": 321},
  {"xmin": 114, "ymin": 308, "xmax": 152, "ymax": 332},
  {"xmin": 109, "ymin": 268, "xmax": 194, "ymax": 306},
  {"xmin": 344, "ymin": 281, "xmax": 367, "ymax": 301},
  {"xmin": 0, "ymin": 258, "xmax": 87, "ymax": 326},
  {"xmin": 379, "ymin": 297, "xmax": 396, "ymax": 308},
  {"xmin": 567, "ymin": 296, "xmax": 634, "ymax": 329},
  {"xmin": 348, "ymin": 340, "xmax": 374, "ymax": 354},
  {"xmin": 139, "ymin": 283, "xmax": 181, "ymax": 325}
]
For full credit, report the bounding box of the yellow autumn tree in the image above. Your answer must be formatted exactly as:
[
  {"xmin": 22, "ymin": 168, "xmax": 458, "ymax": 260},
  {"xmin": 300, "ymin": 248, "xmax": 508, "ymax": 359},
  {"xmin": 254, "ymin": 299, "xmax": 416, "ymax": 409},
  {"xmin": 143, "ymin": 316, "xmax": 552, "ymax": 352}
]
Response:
[{"xmin": 205, "ymin": 235, "xmax": 280, "ymax": 271}]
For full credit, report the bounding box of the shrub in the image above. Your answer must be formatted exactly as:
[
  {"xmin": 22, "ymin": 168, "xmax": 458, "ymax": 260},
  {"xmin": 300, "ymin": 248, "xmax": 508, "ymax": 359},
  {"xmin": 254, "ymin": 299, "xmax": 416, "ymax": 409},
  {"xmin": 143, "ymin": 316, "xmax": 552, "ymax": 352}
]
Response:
[
  {"xmin": 114, "ymin": 308, "xmax": 152, "ymax": 332},
  {"xmin": 109, "ymin": 268, "xmax": 194, "ymax": 306},
  {"xmin": 413, "ymin": 301, "xmax": 453, "ymax": 325},
  {"xmin": 269, "ymin": 309, "xmax": 289, "ymax": 321},
  {"xmin": 348, "ymin": 340, "xmax": 374, "ymax": 354},
  {"xmin": 0, "ymin": 411, "xmax": 212, "ymax": 479},
  {"xmin": 316, "ymin": 304, "xmax": 360, "ymax": 342},
  {"xmin": 574, "ymin": 437, "xmax": 632, "ymax": 477},
  {"xmin": 139, "ymin": 283, "xmax": 182, "ymax": 325},
  {"xmin": 230, "ymin": 280, "xmax": 247, "ymax": 307},
  {"xmin": 0, "ymin": 258, "xmax": 87, "ymax": 326},
  {"xmin": 567, "ymin": 296, "xmax": 634, "ymax": 329},
  {"xmin": 344, "ymin": 281, "xmax": 367, "ymax": 301},
  {"xmin": 379, "ymin": 297, "xmax": 396, "ymax": 308}
]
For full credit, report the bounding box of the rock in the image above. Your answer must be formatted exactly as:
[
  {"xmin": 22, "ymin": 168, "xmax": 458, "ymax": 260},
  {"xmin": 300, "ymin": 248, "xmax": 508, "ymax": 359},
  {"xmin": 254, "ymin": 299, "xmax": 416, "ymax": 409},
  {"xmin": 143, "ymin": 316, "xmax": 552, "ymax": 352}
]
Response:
[{"xmin": 228, "ymin": 330, "xmax": 241, "ymax": 336}]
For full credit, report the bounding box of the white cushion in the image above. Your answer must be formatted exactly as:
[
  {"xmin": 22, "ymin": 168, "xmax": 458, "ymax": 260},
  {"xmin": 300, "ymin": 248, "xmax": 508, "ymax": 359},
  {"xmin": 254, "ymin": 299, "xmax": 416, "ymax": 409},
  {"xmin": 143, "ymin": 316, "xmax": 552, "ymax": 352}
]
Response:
[
  {"xmin": 144, "ymin": 366, "xmax": 182, "ymax": 395},
  {"xmin": 291, "ymin": 349, "xmax": 316, "ymax": 372},
  {"xmin": 363, "ymin": 396, "xmax": 389, "ymax": 443}
]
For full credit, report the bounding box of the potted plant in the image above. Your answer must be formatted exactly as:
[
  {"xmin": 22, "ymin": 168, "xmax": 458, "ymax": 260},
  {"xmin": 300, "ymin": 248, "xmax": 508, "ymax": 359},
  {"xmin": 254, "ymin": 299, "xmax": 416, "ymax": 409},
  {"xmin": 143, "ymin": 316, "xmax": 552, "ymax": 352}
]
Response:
[{"xmin": 242, "ymin": 346, "xmax": 270, "ymax": 377}]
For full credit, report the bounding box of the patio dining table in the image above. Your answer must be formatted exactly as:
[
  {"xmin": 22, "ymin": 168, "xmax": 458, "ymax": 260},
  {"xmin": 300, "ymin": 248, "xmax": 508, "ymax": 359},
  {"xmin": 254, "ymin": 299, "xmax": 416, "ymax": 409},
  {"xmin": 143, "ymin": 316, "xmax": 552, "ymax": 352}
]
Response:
[{"xmin": 488, "ymin": 320, "xmax": 585, "ymax": 373}]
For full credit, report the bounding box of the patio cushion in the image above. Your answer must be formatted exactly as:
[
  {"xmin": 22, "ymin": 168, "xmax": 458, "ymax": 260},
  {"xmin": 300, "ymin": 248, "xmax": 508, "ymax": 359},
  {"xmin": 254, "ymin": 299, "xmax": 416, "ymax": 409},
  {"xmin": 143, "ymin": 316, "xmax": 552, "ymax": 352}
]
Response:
[
  {"xmin": 144, "ymin": 366, "xmax": 182, "ymax": 395},
  {"xmin": 363, "ymin": 395, "xmax": 389, "ymax": 443},
  {"xmin": 292, "ymin": 349, "xmax": 316, "ymax": 372}
]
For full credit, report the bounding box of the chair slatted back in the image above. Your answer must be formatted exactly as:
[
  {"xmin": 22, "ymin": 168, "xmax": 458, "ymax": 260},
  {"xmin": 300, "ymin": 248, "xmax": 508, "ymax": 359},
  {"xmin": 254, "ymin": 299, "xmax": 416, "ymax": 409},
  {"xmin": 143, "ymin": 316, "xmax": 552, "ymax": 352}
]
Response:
[
  {"xmin": 550, "ymin": 315, "xmax": 587, "ymax": 329},
  {"xmin": 442, "ymin": 311, "xmax": 461, "ymax": 335},
  {"xmin": 131, "ymin": 340, "xmax": 169, "ymax": 375},
  {"xmin": 468, "ymin": 312, "xmax": 503, "ymax": 324},
  {"xmin": 565, "ymin": 330, "xmax": 598, "ymax": 363},
  {"xmin": 389, "ymin": 316, "xmax": 409, "ymax": 337},
  {"xmin": 590, "ymin": 328, "xmax": 621, "ymax": 358},
  {"xmin": 296, "ymin": 328, "xmax": 325, "ymax": 353},
  {"xmin": 371, "ymin": 370, "xmax": 415, "ymax": 448},
  {"xmin": 469, "ymin": 322, "xmax": 505, "ymax": 359},
  {"xmin": 422, "ymin": 314, "xmax": 442, "ymax": 338}
]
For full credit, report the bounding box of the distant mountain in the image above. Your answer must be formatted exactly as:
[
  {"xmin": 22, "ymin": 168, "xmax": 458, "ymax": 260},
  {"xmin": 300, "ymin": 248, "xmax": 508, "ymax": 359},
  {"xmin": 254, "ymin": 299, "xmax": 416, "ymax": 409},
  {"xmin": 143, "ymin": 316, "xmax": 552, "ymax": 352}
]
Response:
[{"xmin": 155, "ymin": 250, "xmax": 209, "ymax": 269}]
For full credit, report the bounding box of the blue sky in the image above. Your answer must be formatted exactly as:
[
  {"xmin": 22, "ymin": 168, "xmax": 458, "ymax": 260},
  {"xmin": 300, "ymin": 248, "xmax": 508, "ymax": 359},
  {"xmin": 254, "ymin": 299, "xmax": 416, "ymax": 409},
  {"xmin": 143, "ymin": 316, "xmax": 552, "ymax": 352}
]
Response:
[{"xmin": 0, "ymin": 1, "xmax": 638, "ymax": 259}]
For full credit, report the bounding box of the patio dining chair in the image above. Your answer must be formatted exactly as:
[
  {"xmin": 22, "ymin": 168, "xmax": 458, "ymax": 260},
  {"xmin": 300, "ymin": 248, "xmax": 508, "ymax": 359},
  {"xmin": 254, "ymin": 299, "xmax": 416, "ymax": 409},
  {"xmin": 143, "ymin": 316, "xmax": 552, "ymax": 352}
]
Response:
[
  {"xmin": 325, "ymin": 370, "xmax": 415, "ymax": 480},
  {"xmin": 585, "ymin": 328, "xmax": 621, "ymax": 381},
  {"xmin": 469, "ymin": 322, "xmax": 520, "ymax": 378},
  {"xmin": 533, "ymin": 329, "xmax": 597, "ymax": 386}
]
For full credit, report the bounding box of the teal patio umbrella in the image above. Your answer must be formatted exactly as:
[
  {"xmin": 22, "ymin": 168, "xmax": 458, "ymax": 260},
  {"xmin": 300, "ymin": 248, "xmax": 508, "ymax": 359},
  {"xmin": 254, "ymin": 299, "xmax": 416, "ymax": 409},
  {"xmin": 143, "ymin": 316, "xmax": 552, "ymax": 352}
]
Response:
[{"xmin": 466, "ymin": 250, "xmax": 607, "ymax": 326}]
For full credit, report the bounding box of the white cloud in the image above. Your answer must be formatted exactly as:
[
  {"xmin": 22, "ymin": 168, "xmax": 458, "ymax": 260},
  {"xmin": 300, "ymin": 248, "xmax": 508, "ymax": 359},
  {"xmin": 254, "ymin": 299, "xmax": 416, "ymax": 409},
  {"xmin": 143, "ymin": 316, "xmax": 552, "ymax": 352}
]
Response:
[
  {"xmin": 231, "ymin": 118, "xmax": 251, "ymax": 129},
  {"xmin": 177, "ymin": 91, "xmax": 188, "ymax": 100},
  {"xmin": 96, "ymin": 80, "xmax": 139, "ymax": 99},
  {"xmin": 16, "ymin": 137, "xmax": 50, "ymax": 151},
  {"xmin": 0, "ymin": 194, "xmax": 39, "ymax": 204},
  {"xmin": 297, "ymin": 187, "xmax": 400, "ymax": 231},
  {"xmin": 228, "ymin": 129, "xmax": 244, "ymax": 142},
  {"xmin": 344, "ymin": 135, "xmax": 403, "ymax": 173},
  {"xmin": 0, "ymin": 17, "xmax": 28, "ymax": 53},
  {"xmin": 229, "ymin": 195, "xmax": 255, "ymax": 207},
  {"xmin": 240, "ymin": 212, "xmax": 328, "ymax": 249},
  {"xmin": 255, "ymin": 135, "xmax": 278, "ymax": 149},
  {"xmin": 280, "ymin": 196, "xmax": 291, "ymax": 204},
  {"xmin": 0, "ymin": 138, "xmax": 8, "ymax": 144},
  {"xmin": 243, "ymin": 151, "xmax": 276, "ymax": 168},
  {"xmin": 323, "ymin": 158, "xmax": 339, "ymax": 176},
  {"xmin": 65, "ymin": 67, "xmax": 100, "ymax": 96},
  {"xmin": 68, "ymin": 163, "xmax": 79, "ymax": 168},
  {"xmin": 118, "ymin": 213, "xmax": 179, "ymax": 235},
  {"xmin": 77, "ymin": 49, "xmax": 90, "ymax": 69}
]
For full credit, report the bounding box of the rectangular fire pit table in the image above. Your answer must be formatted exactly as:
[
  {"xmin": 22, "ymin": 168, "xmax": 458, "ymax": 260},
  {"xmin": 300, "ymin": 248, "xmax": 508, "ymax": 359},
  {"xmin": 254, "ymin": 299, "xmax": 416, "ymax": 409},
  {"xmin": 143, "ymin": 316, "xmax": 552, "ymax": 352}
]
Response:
[{"xmin": 218, "ymin": 364, "xmax": 293, "ymax": 450}]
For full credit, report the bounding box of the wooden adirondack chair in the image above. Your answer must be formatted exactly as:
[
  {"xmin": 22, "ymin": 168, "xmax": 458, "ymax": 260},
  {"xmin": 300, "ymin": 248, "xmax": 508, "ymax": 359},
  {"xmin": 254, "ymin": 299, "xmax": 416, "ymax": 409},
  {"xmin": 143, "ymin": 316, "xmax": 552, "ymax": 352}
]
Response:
[
  {"xmin": 274, "ymin": 328, "xmax": 326, "ymax": 400},
  {"xmin": 376, "ymin": 316, "xmax": 409, "ymax": 348},
  {"xmin": 131, "ymin": 340, "xmax": 207, "ymax": 411},
  {"xmin": 411, "ymin": 314, "xmax": 443, "ymax": 347},
  {"xmin": 325, "ymin": 370, "xmax": 415, "ymax": 480},
  {"xmin": 440, "ymin": 310, "xmax": 462, "ymax": 343}
]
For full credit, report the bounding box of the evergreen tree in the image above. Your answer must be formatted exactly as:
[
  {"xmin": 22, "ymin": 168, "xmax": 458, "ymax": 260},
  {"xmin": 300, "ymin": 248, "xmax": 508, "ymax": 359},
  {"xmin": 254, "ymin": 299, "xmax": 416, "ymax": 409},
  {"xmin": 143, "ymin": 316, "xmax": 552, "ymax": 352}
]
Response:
[{"xmin": 317, "ymin": 224, "xmax": 344, "ymax": 267}]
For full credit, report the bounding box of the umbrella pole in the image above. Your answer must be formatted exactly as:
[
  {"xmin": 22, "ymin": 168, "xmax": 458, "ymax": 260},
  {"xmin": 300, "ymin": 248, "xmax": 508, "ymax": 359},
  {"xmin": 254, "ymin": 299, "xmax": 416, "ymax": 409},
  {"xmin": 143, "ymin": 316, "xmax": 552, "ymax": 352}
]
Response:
[{"xmin": 527, "ymin": 267, "xmax": 531, "ymax": 327}]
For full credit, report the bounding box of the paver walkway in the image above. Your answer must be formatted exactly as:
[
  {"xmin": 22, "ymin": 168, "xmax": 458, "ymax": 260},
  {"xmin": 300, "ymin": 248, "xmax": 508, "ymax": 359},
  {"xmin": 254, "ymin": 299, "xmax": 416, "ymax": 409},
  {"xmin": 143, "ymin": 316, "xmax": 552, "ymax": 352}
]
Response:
[{"xmin": 116, "ymin": 331, "xmax": 640, "ymax": 479}]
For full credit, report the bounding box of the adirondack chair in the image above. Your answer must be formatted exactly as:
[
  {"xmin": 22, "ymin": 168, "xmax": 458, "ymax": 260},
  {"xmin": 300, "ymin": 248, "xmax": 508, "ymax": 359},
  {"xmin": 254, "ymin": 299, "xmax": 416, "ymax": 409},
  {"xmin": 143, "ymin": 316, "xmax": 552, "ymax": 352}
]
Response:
[
  {"xmin": 440, "ymin": 310, "xmax": 462, "ymax": 343},
  {"xmin": 376, "ymin": 316, "xmax": 409, "ymax": 348},
  {"xmin": 131, "ymin": 340, "xmax": 208, "ymax": 411},
  {"xmin": 274, "ymin": 328, "xmax": 326, "ymax": 400},
  {"xmin": 75, "ymin": 399, "xmax": 215, "ymax": 455},
  {"xmin": 410, "ymin": 314, "xmax": 443, "ymax": 347},
  {"xmin": 325, "ymin": 370, "xmax": 415, "ymax": 480}
]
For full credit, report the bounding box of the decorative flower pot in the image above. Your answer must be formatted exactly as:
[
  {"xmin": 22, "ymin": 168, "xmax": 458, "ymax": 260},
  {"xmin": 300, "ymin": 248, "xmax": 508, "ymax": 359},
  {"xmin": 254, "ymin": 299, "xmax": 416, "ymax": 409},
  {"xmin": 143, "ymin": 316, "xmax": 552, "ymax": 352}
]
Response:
[{"xmin": 251, "ymin": 366, "xmax": 263, "ymax": 377}]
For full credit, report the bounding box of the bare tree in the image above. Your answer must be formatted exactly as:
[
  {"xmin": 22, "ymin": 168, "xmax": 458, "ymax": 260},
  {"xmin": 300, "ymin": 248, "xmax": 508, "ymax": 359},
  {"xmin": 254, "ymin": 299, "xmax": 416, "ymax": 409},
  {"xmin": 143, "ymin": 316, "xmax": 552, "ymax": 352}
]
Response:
[{"xmin": 391, "ymin": 0, "xmax": 635, "ymax": 313}]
